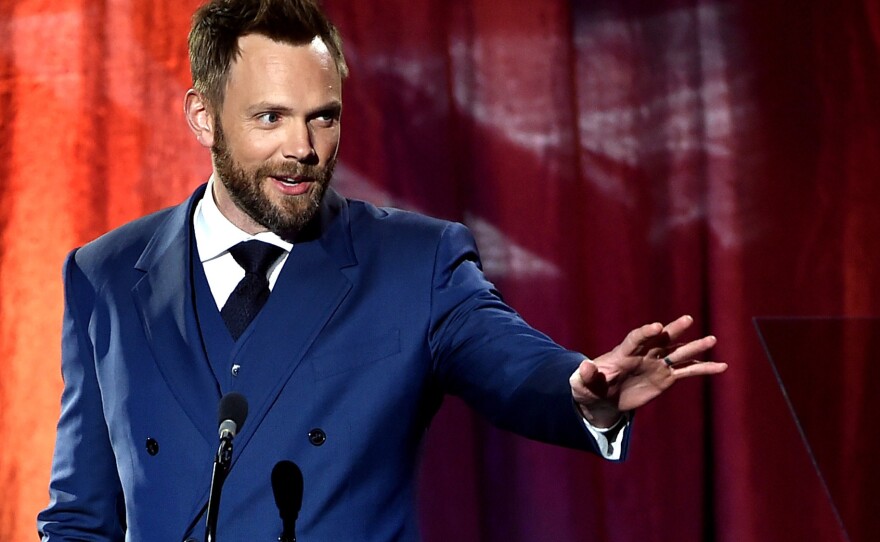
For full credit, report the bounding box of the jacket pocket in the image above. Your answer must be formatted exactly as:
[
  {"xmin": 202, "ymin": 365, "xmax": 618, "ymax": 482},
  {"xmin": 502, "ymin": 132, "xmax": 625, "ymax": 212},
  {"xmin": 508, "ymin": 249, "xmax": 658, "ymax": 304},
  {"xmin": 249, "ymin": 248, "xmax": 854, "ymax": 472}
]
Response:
[{"xmin": 310, "ymin": 329, "xmax": 401, "ymax": 381}]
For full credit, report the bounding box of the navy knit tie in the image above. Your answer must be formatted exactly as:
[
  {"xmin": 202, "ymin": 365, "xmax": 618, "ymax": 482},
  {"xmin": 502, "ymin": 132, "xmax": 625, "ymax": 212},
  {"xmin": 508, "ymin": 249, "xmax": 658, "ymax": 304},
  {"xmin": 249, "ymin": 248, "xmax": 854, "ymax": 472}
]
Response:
[{"xmin": 221, "ymin": 240, "xmax": 284, "ymax": 340}]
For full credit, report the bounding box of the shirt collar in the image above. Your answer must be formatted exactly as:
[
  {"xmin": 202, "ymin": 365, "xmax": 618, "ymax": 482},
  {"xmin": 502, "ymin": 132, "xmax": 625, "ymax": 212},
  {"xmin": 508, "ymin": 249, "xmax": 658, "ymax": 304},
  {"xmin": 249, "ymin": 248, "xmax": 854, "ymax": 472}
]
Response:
[{"xmin": 194, "ymin": 175, "xmax": 294, "ymax": 263}]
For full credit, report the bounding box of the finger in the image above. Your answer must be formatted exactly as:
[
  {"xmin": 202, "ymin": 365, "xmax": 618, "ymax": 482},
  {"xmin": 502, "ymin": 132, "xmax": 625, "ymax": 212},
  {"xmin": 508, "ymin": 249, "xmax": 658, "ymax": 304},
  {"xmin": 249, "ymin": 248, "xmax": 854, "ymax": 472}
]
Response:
[
  {"xmin": 621, "ymin": 322, "xmax": 664, "ymax": 354},
  {"xmin": 662, "ymin": 335, "xmax": 717, "ymax": 365},
  {"xmin": 631, "ymin": 315, "xmax": 695, "ymax": 355},
  {"xmin": 670, "ymin": 361, "xmax": 728, "ymax": 378},
  {"xmin": 647, "ymin": 341, "xmax": 685, "ymax": 360},
  {"xmin": 661, "ymin": 314, "xmax": 695, "ymax": 342},
  {"xmin": 572, "ymin": 359, "xmax": 597, "ymax": 387},
  {"xmin": 570, "ymin": 360, "xmax": 608, "ymax": 400}
]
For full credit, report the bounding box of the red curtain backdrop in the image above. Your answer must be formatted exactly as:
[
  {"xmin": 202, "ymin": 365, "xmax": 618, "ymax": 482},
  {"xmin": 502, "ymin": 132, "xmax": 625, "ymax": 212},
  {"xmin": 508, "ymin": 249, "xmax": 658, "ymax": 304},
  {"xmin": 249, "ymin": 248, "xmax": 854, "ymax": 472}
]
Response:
[{"xmin": 2, "ymin": 0, "xmax": 878, "ymax": 540}]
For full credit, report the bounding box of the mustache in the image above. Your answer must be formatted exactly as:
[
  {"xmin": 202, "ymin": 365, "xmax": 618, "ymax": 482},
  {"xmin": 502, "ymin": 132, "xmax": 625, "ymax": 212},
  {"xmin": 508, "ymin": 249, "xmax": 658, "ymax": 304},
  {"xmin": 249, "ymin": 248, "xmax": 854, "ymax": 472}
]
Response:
[{"xmin": 255, "ymin": 161, "xmax": 328, "ymax": 180}]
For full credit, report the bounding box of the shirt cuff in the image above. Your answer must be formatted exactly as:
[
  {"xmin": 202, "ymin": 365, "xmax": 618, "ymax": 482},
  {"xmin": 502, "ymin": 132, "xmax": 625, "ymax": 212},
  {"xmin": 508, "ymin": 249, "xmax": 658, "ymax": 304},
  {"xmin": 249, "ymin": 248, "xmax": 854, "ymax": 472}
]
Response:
[{"xmin": 583, "ymin": 412, "xmax": 632, "ymax": 460}]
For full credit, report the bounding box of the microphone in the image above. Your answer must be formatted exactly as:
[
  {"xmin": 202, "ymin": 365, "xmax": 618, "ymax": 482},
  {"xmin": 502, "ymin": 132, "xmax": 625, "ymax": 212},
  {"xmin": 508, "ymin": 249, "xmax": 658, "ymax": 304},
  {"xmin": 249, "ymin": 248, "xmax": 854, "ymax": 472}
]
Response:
[
  {"xmin": 206, "ymin": 393, "xmax": 249, "ymax": 542},
  {"xmin": 271, "ymin": 460, "xmax": 304, "ymax": 542},
  {"xmin": 216, "ymin": 392, "xmax": 248, "ymax": 466}
]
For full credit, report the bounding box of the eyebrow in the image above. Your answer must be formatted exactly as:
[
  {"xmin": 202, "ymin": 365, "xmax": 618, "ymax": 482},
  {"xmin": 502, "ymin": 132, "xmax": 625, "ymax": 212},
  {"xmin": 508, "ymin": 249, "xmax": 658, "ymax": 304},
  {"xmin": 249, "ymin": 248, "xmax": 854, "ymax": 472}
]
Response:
[{"xmin": 246, "ymin": 100, "xmax": 342, "ymax": 117}]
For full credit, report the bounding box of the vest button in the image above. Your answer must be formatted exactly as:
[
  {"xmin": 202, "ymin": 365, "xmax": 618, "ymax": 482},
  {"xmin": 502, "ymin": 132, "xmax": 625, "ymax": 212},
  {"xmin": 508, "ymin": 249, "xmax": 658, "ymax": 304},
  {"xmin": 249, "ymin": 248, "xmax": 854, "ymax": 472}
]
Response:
[
  {"xmin": 145, "ymin": 438, "xmax": 159, "ymax": 456},
  {"xmin": 231, "ymin": 364, "xmax": 240, "ymax": 377},
  {"xmin": 308, "ymin": 428, "xmax": 327, "ymax": 446}
]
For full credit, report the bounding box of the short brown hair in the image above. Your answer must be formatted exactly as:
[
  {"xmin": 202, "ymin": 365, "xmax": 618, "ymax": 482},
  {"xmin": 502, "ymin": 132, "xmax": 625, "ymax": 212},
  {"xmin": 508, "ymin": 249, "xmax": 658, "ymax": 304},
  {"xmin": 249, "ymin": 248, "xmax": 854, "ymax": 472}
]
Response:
[{"xmin": 188, "ymin": 0, "xmax": 348, "ymax": 109}]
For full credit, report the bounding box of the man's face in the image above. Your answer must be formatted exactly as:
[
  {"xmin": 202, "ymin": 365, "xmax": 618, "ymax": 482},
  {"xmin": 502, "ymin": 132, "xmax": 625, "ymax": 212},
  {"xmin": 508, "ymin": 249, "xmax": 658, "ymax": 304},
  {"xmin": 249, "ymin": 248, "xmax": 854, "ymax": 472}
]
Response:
[{"xmin": 210, "ymin": 34, "xmax": 342, "ymax": 237}]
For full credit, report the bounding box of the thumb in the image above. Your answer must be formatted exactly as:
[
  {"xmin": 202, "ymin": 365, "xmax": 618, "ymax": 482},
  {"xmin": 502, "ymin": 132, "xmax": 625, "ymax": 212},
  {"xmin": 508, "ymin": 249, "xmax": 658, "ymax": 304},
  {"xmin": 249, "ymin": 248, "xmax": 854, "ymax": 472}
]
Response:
[{"xmin": 570, "ymin": 360, "xmax": 608, "ymax": 399}]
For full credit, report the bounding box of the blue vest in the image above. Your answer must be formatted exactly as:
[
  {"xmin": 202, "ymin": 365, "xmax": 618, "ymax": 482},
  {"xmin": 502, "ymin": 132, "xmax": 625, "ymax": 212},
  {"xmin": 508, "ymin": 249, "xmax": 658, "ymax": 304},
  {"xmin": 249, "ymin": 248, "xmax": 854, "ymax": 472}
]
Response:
[{"xmin": 191, "ymin": 249, "xmax": 244, "ymax": 393}]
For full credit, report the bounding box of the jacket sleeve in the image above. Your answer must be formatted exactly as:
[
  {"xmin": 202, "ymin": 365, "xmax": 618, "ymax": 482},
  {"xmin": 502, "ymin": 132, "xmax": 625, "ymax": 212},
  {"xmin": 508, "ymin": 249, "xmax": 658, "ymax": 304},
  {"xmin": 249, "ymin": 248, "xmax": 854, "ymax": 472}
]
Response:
[
  {"xmin": 37, "ymin": 250, "xmax": 126, "ymax": 541},
  {"xmin": 428, "ymin": 222, "xmax": 628, "ymax": 456}
]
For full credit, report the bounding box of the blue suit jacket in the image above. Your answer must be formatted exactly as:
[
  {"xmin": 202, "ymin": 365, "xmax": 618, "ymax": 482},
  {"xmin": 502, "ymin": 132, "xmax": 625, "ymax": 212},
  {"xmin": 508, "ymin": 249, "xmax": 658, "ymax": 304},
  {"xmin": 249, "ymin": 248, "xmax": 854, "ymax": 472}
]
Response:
[{"xmin": 38, "ymin": 184, "xmax": 619, "ymax": 541}]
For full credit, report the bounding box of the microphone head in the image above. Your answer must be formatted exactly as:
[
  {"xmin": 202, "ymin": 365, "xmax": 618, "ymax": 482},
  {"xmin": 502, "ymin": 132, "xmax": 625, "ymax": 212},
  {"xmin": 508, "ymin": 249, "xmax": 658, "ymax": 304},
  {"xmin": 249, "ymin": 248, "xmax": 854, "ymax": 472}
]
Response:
[
  {"xmin": 271, "ymin": 460, "xmax": 304, "ymax": 521},
  {"xmin": 217, "ymin": 392, "xmax": 248, "ymax": 438}
]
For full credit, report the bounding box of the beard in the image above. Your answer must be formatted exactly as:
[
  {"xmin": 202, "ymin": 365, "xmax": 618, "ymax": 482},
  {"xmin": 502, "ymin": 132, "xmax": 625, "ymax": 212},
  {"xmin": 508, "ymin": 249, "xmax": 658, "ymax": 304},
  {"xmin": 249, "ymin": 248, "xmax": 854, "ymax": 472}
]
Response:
[{"xmin": 211, "ymin": 122, "xmax": 335, "ymax": 239}]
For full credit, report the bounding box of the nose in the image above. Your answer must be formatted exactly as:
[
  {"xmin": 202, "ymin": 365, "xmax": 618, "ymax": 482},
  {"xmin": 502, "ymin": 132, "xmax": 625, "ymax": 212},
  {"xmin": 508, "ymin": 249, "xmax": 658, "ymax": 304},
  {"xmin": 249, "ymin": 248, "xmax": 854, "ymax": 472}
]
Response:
[{"xmin": 282, "ymin": 121, "xmax": 318, "ymax": 164}]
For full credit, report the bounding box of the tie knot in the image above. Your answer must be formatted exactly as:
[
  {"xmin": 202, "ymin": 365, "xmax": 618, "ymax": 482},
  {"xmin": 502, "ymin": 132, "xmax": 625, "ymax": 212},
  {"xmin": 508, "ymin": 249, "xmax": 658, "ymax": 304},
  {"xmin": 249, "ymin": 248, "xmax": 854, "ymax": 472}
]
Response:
[{"xmin": 228, "ymin": 240, "xmax": 284, "ymax": 276}]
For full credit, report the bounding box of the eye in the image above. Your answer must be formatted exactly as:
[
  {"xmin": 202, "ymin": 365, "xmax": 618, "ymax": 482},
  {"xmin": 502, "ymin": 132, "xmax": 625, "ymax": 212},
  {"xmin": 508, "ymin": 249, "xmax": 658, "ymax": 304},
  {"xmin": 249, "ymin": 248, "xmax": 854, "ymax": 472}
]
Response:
[
  {"xmin": 256, "ymin": 112, "xmax": 281, "ymax": 125},
  {"xmin": 310, "ymin": 108, "xmax": 341, "ymax": 127}
]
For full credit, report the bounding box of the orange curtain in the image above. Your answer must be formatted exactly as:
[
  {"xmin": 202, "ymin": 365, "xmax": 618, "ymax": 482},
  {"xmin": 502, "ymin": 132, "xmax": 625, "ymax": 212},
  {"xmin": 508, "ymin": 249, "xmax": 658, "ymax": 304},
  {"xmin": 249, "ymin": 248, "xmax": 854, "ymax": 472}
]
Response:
[
  {"xmin": 0, "ymin": 1, "xmax": 207, "ymax": 538},
  {"xmin": 3, "ymin": 1, "xmax": 880, "ymax": 541}
]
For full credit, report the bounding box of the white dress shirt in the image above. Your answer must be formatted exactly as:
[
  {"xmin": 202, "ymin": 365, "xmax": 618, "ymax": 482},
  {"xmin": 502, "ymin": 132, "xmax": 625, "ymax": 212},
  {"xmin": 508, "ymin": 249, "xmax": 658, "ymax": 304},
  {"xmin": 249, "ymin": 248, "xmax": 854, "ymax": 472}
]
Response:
[{"xmin": 193, "ymin": 176, "xmax": 292, "ymax": 309}]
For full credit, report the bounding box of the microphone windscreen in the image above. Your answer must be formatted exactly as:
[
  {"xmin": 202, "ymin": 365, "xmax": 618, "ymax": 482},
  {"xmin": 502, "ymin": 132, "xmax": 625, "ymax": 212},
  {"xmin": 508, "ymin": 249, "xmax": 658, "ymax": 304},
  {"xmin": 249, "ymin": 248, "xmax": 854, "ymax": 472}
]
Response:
[
  {"xmin": 271, "ymin": 460, "xmax": 304, "ymax": 520},
  {"xmin": 218, "ymin": 392, "xmax": 249, "ymax": 431}
]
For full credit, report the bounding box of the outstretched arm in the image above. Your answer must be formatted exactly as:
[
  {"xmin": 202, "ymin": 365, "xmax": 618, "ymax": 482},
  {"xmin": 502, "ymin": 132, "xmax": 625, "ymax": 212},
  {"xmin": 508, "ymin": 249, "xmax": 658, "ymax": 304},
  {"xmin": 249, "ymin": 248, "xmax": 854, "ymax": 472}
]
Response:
[{"xmin": 570, "ymin": 315, "xmax": 727, "ymax": 428}]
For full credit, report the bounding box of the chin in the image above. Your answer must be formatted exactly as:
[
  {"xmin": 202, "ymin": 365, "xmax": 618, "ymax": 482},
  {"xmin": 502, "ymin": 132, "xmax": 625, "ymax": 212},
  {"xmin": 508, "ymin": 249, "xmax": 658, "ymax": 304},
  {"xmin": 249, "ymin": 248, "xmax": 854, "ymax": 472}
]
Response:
[{"xmin": 255, "ymin": 191, "xmax": 322, "ymax": 237}]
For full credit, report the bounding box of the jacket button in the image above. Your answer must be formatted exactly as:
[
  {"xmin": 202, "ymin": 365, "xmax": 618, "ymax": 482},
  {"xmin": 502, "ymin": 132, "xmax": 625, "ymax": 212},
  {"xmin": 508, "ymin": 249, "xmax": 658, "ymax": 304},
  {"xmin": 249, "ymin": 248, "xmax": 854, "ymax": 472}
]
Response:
[
  {"xmin": 308, "ymin": 428, "xmax": 326, "ymax": 446},
  {"xmin": 231, "ymin": 364, "xmax": 240, "ymax": 377},
  {"xmin": 146, "ymin": 438, "xmax": 159, "ymax": 456}
]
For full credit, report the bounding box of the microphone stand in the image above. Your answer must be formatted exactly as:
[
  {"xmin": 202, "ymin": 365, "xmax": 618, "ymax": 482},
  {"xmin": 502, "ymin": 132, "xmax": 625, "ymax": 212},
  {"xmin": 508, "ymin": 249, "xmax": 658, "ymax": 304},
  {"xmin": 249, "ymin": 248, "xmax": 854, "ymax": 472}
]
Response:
[{"xmin": 205, "ymin": 434, "xmax": 234, "ymax": 542}]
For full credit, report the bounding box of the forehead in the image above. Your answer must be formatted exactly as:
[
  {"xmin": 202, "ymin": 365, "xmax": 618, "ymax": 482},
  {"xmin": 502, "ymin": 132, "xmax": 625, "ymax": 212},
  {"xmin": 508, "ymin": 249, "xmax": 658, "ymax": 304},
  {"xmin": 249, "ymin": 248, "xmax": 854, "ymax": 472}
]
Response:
[{"xmin": 224, "ymin": 33, "xmax": 341, "ymax": 107}]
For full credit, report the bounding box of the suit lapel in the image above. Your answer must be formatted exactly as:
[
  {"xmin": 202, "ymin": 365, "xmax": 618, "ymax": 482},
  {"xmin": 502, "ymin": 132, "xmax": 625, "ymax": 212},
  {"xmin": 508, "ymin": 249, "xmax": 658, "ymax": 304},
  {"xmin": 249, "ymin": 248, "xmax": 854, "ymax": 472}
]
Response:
[
  {"xmin": 229, "ymin": 189, "xmax": 356, "ymax": 455},
  {"xmin": 131, "ymin": 185, "xmax": 220, "ymax": 447}
]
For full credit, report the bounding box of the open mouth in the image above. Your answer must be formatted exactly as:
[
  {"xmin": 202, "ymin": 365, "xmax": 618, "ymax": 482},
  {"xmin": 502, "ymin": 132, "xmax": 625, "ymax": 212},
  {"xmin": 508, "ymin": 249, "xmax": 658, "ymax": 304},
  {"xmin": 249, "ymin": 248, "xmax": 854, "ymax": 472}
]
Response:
[
  {"xmin": 273, "ymin": 176, "xmax": 307, "ymax": 186},
  {"xmin": 270, "ymin": 175, "xmax": 313, "ymax": 196}
]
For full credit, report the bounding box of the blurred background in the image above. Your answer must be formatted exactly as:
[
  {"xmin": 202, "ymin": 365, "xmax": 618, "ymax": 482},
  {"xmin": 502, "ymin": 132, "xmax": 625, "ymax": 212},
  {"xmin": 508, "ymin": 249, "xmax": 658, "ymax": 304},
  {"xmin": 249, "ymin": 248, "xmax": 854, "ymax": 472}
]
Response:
[{"xmin": 2, "ymin": 0, "xmax": 879, "ymax": 540}]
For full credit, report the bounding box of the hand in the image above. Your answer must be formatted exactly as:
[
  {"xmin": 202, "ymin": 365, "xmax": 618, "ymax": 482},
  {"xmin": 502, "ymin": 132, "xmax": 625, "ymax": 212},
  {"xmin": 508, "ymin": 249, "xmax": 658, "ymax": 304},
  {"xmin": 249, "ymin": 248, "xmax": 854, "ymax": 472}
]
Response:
[{"xmin": 569, "ymin": 315, "xmax": 727, "ymax": 428}]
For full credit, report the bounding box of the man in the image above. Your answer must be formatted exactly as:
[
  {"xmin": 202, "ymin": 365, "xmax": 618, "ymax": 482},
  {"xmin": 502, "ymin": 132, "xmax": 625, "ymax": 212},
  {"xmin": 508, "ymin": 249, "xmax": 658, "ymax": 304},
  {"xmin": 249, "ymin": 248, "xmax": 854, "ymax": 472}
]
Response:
[{"xmin": 38, "ymin": 0, "xmax": 726, "ymax": 540}]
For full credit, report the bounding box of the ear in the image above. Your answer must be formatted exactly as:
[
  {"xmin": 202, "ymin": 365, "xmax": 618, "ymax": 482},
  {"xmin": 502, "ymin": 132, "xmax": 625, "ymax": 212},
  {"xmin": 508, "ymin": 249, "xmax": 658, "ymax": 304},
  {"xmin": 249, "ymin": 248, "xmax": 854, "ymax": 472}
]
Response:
[{"xmin": 184, "ymin": 89, "xmax": 215, "ymax": 148}]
